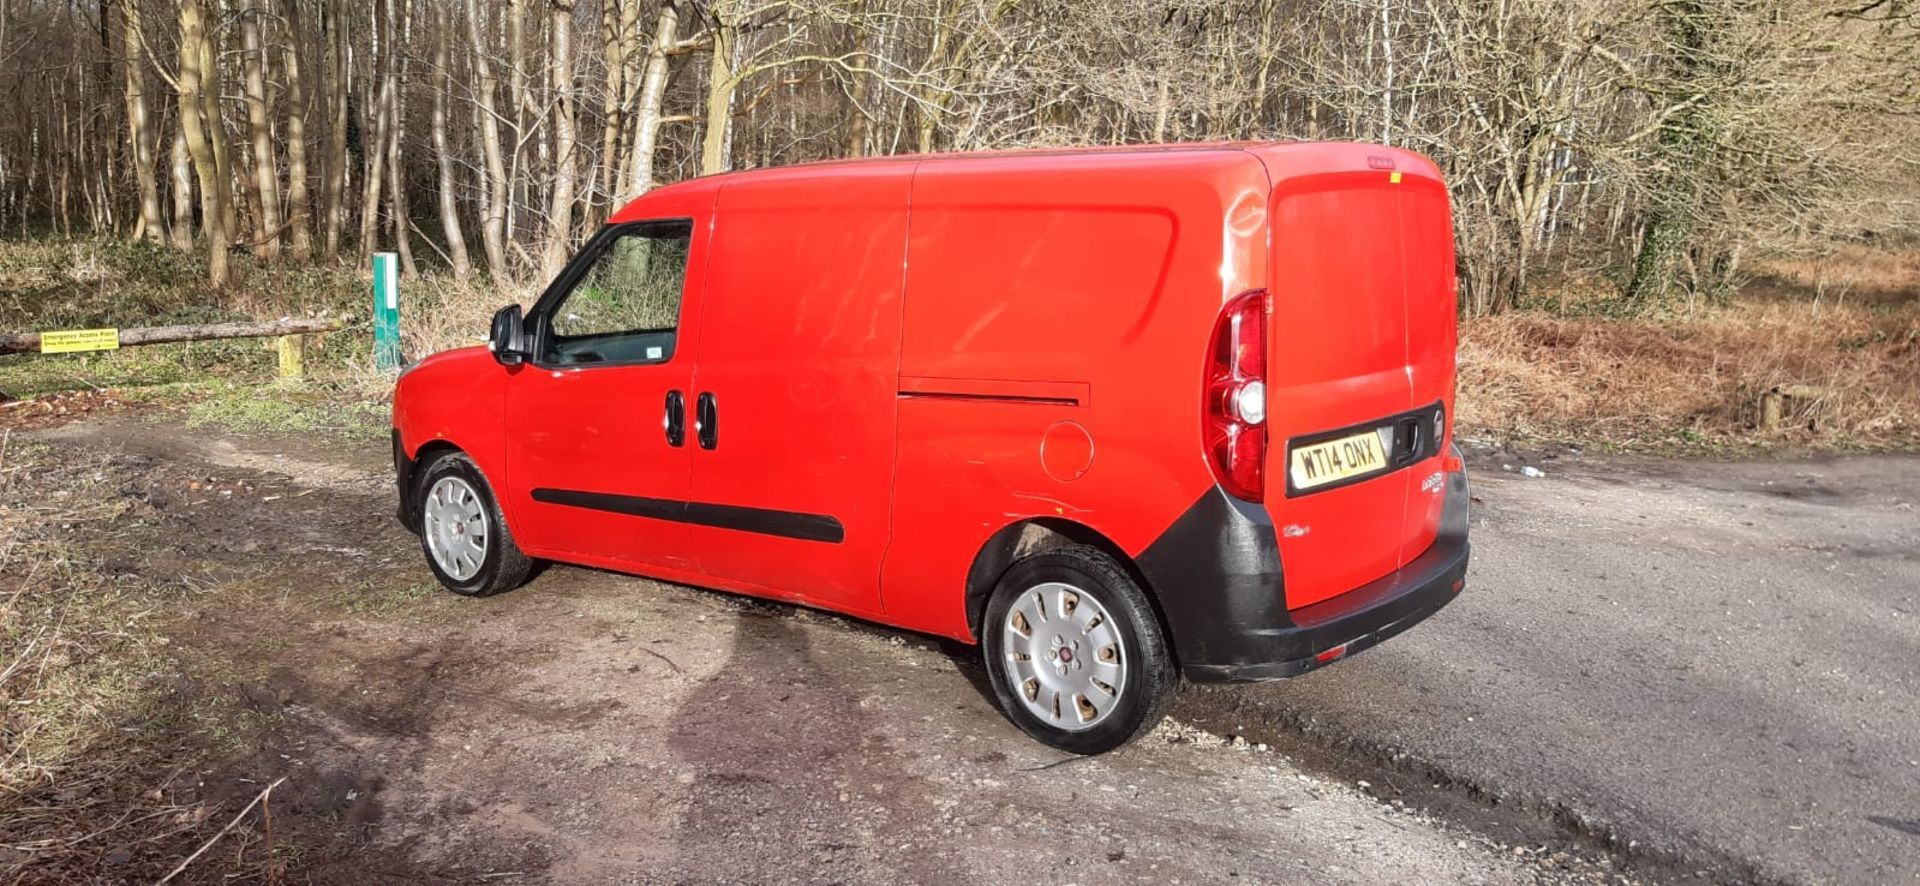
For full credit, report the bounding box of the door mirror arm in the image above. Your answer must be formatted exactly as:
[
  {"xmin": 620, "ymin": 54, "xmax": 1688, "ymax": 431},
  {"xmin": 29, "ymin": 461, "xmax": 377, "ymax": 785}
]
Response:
[{"xmin": 489, "ymin": 304, "xmax": 530, "ymax": 366}]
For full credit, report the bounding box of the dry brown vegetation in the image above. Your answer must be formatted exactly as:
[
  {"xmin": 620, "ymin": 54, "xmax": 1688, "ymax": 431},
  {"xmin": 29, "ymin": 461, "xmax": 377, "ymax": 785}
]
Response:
[
  {"xmin": 1457, "ymin": 248, "xmax": 1920, "ymax": 450},
  {"xmin": 1748, "ymin": 245, "xmax": 1920, "ymax": 307}
]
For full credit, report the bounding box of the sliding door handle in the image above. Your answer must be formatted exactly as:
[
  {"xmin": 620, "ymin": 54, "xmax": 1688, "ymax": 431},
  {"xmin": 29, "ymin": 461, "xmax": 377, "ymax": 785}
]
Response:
[
  {"xmin": 695, "ymin": 392, "xmax": 718, "ymax": 450},
  {"xmin": 664, "ymin": 390, "xmax": 686, "ymax": 447}
]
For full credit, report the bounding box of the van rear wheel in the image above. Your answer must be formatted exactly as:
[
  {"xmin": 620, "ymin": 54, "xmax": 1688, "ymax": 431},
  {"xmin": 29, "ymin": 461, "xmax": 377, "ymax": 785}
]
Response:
[
  {"xmin": 982, "ymin": 545, "xmax": 1176, "ymax": 754},
  {"xmin": 415, "ymin": 452, "xmax": 534, "ymax": 597}
]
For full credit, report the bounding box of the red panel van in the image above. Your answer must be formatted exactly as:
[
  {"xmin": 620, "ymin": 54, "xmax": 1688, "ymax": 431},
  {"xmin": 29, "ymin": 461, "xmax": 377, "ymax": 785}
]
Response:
[{"xmin": 392, "ymin": 142, "xmax": 1470, "ymax": 754}]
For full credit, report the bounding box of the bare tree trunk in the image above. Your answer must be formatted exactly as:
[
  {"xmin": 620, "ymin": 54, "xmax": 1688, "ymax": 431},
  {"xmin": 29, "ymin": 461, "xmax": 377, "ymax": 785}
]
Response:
[
  {"xmin": 700, "ymin": 17, "xmax": 735, "ymax": 174},
  {"xmin": 177, "ymin": 0, "xmax": 229, "ymax": 285},
  {"xmin": 541, "ymin": 0, "xmax": 577, "ymax": 277},
  {"xmin": 200, "ymin": 9, "xmax": 236, "ymax": 238},
  {"xmin": 912, "ymin": 0, "xmax": 1016, "ymax": 154},
  {"xmin": 169, "ymin": 126, "xmax": 194, "ymax": 249},
  {"xmin": 466, "ymin": 0, "xmax": 510, "ymax": 276},
  {"xmin": 57, "ymin": 98, "xmax": 72, "ymax": 237},
  {"xmin": 1625, "ymin": 0, "xmax": 1716, "ymax": 305},
  {"xmin": 321, "ymin": 0, "xmax": 348, "ymax": 257},
  {"xmin": 387, "ymin": 0, "xmax": 417, "ymax": 276},
  {"xmin": 94, "ymin": 6, "xmax": 118, "ymax": 235},
  {"xmin": 507, "ymin": 0, "xmax": 529, "ymax": 244},
  {"xmin": 1379, "ymin": 0, "xmax": 1394, "ymax": 145},
  {"xmin": 1152, "ymin": 79, "xmax": 1169, "ymax": 141},
  {"xmin": 357, "ymin": 0, "xmax": 390, "ymax": 254},
  {"xmin": 282, "ymin": 0, "xmax": 313, "ymax": 259},
  {"xmin": 1249, "ymin": 0, "xmax": 1275, "ymax": 130},
  {"xmin": 593, "ymin": 0, "xmax": 631, "ymax": 219},
  {"xmin": 846, "ymin": 1, "xmax": 871, "ymax": 158},
  {"xmin": 914, "ymin": 3, "xmax": 954, "ymax": 154},
  {"xmin": 241, "ymin": 0, "xmax": 281, "ymax": 259},
  {"xmin": 626, "ymin": 0, "xmax": 678, "ymax": 196},
  {"xmin": 121, "ymin": 0, "xmax": 164, "ymax": 243},
  {"xmin": 432, "ymin": 0, "xmax": 472, "ymax": 279}
]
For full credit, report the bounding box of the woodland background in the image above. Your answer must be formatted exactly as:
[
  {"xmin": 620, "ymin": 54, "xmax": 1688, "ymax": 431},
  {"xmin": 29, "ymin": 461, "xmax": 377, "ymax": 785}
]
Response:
[
  {"xmin": 1, "ymin": 0, "xmax": 1918, "ymax": 449},
  {"xmin": 1, "ymin": 0, "xmax": 1915, "ymax": 312}
]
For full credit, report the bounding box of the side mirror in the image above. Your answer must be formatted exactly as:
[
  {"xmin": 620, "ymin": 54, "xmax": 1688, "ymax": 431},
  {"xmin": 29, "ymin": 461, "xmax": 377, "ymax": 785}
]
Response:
[{"xmin": 488, "ymin": 304, "xmax": 529, "ymax": 365}]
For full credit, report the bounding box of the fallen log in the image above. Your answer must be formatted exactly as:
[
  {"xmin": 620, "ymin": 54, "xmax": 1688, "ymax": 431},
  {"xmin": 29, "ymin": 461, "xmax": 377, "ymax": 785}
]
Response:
[{"xmin": 0, "ymin": 317, "xmax": 345, "ymax": 357}]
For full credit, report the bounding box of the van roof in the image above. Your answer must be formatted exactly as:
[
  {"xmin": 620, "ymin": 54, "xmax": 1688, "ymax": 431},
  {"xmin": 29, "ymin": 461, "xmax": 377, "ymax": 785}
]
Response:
[
  {"xmin": 644, "ymin": 141, "xmax": 1273, "ymax": 195},
  {"xmin": 630, "ymin": 140, "xmax": 1441, "ymax": 207}
]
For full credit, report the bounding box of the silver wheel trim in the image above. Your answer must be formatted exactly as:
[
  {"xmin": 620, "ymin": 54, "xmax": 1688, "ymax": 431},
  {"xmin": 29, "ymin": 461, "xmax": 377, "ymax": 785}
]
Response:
[
  {"xmin": 424, "ymin": 476, "xmax": 489, "ymax": 582},
  {"xmin": 1000, "ymin": 581, "xmax": 1129, "ymax": 732}
]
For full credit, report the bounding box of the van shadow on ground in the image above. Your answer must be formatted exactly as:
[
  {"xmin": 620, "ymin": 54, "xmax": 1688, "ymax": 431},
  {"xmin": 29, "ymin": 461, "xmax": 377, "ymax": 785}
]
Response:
[{"xmin": 662, "ymin": 602, "xmax": 977, "ymax": 881}]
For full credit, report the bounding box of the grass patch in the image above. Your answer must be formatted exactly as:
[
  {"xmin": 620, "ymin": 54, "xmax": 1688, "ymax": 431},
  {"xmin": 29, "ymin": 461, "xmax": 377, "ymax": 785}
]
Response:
[
  {"xmin": 184, "ymin": 381, "xmax": 389, "ymax": 440},
  {"xmin": 0, "ymin": 338, "xmax": 275, "ymax": 400},
  {"xmin": 0, "ymin": 442, "xmax": 228, "ymax": 878},
  {"xmin": 329, "ymin": 579, "xmax": 439, "ymax": 615}
]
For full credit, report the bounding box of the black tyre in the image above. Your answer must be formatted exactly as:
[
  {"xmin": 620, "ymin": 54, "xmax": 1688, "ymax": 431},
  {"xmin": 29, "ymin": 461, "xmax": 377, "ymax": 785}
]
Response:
[
  {"xmin": 982, "ymin": 545, "xmax": 1177, "ymax": 754},
  {"xmin": 413, "ymin": 452, "xmax": 534, "ymax": 597}
]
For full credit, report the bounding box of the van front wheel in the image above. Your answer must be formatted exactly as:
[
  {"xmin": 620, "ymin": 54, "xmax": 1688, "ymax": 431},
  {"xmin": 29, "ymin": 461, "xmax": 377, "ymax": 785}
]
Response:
[
  {"xmin": 982, "ymin": 545, "xmax": 1176, "ymax": 754},
  {"xmin": 415, "ymin": 453, "xmax": 534, "ymax": 597}
]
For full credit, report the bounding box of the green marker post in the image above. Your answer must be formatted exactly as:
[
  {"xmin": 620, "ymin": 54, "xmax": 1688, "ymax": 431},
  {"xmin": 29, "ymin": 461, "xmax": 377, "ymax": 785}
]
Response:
[{"xmin": 373, "ymin": 252, "xmax": 402, "ymax": 372}]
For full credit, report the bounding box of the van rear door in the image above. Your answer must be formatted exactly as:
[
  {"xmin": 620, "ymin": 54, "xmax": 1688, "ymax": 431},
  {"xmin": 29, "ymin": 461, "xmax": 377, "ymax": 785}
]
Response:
[{"xmin": 1259, "ymin": 147, "xmax": 1455, "ymax": 610}]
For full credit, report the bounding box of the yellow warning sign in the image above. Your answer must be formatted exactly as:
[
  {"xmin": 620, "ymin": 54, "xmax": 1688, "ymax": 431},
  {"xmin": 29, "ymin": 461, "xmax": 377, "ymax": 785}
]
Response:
[{"xmin": 39, "ymin": 328, "xmax": 121, "ymax": 354}]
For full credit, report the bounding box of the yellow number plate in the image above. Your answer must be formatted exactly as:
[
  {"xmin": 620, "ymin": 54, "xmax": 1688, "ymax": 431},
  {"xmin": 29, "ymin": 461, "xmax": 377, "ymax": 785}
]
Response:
[
  {"xmin": 1289, "ymin": 428, "xmax": 1390, "ymax": 491},
  {"xmin": 39, "ymin": 328, "xmax": 120, "ymax": 354}
]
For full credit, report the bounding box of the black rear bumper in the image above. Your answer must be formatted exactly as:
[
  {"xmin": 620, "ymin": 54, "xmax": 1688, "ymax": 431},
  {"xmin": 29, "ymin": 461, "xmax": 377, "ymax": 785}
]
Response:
[{"xmin": 1136, "ymin": 459, "xmax": 1470, "ymax": 683}]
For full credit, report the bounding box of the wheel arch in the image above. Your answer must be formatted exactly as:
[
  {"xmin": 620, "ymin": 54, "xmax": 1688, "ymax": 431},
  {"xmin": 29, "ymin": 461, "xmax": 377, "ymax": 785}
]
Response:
[
  {"xmin": 397, "ymin": 438, "xmax": 470, "ymax": 532},
  {"xmin": 411, "ymin": 439, "xmax": 465, "ymax": 471},
  {"xmin": 962, "ymin": 518, "xmax": 1181, "ymax": 668}
]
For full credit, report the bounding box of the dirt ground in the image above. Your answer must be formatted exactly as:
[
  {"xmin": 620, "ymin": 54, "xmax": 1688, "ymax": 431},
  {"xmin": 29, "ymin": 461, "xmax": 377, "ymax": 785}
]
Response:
[
  {"xmin": 2, "ymin": 415, "xmax": 1635, "ymax": 885},
  {"xmin": 11, "ymin": 409, "xmax": 1915, "ymax": 884},
  {"xmin": 1186, "ymin": 444, "xmax": 1920, "ymax": 886}
]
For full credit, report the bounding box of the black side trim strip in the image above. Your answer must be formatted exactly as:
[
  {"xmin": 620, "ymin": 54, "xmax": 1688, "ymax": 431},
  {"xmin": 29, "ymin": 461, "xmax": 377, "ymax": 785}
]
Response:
[{"xmin": 531, "ymin": 488, "xmax": 845, "ymax": 544}]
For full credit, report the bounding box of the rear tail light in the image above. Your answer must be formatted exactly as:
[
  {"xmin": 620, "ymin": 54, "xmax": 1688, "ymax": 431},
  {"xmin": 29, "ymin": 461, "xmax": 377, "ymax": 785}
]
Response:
[{"xmin": 1204, "ymin": 290, "xmax": 1269, "ymax": 501}]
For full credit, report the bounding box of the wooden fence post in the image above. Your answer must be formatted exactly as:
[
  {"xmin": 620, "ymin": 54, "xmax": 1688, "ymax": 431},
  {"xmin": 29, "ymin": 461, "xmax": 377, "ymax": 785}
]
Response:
[
  {"xmin": 276, "ymin": 334, "xmax": 305, "ymax": 379},
  {"xmin": 1760, "ymin": 384, "xmax": 1828, "ymax": 431}
]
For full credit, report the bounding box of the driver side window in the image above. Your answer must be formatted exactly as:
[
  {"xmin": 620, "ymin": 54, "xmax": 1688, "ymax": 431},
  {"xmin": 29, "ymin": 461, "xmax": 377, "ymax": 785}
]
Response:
[{"xmin": 543, "ymin": 220, "xmax": 693, "ymax": 366}]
